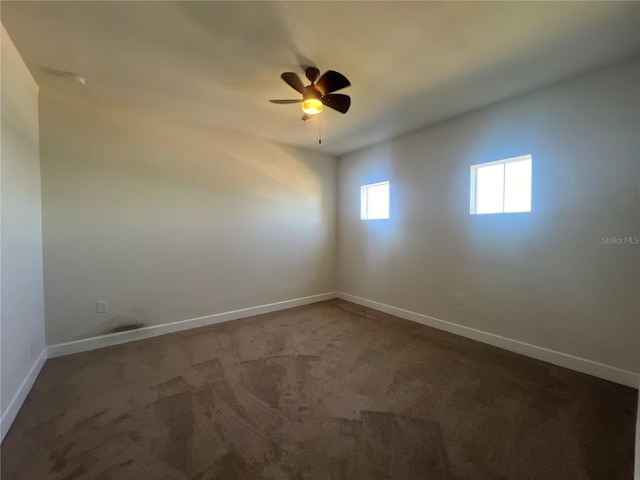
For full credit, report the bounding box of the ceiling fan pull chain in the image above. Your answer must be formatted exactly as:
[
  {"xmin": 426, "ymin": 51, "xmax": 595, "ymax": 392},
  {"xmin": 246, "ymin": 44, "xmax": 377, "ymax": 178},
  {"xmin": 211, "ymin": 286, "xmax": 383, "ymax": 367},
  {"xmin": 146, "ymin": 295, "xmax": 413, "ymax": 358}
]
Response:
[{"xmin": 318, "ymin": 115, "xmax": 322, "ymax": 144}]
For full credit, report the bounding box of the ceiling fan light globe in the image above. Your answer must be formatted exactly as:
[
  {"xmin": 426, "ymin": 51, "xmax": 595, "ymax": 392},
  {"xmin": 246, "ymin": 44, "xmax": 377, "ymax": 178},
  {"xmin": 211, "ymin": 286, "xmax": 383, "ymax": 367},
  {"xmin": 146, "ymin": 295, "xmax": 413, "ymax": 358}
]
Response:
[{"xmin": 302, "ymin": 98, "xmax": 323, "ymax": 115}]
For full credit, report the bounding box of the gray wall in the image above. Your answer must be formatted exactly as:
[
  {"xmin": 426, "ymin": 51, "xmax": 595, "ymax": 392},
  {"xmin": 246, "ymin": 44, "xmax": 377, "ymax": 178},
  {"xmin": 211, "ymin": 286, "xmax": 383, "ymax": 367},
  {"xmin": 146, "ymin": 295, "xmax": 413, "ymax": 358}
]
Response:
[
  {"xmin": 338, "ymin": 57, "xmax": 639, "ymax": 373},
  {"xmin": 0, "ymin": 26, "xmax": 45, "ymax": 416},
  {"xmin": 39, "ymin": 92, "xmax": 337, "ymax": 345}
]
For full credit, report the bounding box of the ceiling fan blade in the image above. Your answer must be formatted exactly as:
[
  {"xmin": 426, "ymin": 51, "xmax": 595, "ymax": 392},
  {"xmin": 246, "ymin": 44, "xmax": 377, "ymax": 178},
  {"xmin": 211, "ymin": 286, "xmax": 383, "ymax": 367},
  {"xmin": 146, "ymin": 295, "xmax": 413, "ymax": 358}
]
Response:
[
  {"xmin": 316, "ymin": 70, "xmax": 351, "ymax": 95},
  {"xmin": 322, "ymin": 93, "xmax": 351, "ymax": 114},
  {"xmin": 270, "ymin": 99, "xmax": 303, "ymax": 104},
  {"xmin": 281, "ymin": 72, "xmax": 305, "ymax": 94}
]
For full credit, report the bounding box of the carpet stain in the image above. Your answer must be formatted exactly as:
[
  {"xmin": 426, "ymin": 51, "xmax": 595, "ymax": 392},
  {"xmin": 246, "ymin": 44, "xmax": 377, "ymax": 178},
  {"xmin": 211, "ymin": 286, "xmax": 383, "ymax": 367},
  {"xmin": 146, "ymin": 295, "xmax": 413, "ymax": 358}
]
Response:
[
  {"xmin": 266, "ymin": 334, "xmax": 287, "ymax": 355},
  {"xmin": 213, "ymin": 450, "xmax": 265, "ymax": 479},
  {"xmin": 192, "ymin": 358, "xmax": 225, "ymax": 378},
  {"xmin": 22, "ymin": 412, "xmax": 66, "ymax": 446},
  {"xmin": 241, "ymin": 358, "xmax": 288, "ymax": 408},
  {"xmin": 49, "ymin": 442, "xmax": 74, "ymax": 473},
  {"xmin": 199, "ymin": 358, "xmax": 252, "ymax": 422},
  {"xmin": 155, "ymin": 391, "xmax": 196, "ymax": 473},
  {"xmin": 60, "ymin": 465, "xmax": 86, "ymax": 480},
  {"xmin": 151, "ymin": 375, "xmax": 190, "ymax": 395},
  {"xmin": 74, "ymin": 408, "xmax": 109, "ymax": 429}
]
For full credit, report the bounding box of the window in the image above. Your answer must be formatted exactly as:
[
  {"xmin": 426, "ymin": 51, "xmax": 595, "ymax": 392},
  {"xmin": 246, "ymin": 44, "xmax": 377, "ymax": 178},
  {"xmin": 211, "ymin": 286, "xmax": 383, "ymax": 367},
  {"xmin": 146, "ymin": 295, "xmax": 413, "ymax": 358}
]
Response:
[
  {"xmin": 470, "ymin": 155, "xmax": 532, "ymax": 214},
  {"xmin": 361, "ymin": 181, "xmax": 389, "ymax": 220}
]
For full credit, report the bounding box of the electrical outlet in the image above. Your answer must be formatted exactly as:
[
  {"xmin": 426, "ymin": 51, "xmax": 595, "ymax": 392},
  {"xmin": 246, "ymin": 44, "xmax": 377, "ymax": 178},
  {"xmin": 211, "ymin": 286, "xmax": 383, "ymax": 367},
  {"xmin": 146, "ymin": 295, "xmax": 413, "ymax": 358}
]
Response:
[
  {"xmin": 96, "ymin": 300, "xmax": 108, "ymax": 313},
  {"xmin": 311, "ymin": 273, "xmax": 317, "ymax": 283},
  {"xmin": 455, "ymin": 294, "xmax": 464, "ymax": 305}
]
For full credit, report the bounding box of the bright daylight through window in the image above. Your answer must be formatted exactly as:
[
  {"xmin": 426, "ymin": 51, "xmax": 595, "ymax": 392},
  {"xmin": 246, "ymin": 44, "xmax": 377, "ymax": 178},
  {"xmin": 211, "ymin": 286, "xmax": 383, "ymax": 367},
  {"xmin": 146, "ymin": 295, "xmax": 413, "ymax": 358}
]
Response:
[
  {"xmin": 470, "ymin": 155, "xmax": 532, "ymax": 214},
  {"xmin": 361, "ymin": 181, "xmax": 389, "ymax": 220}
]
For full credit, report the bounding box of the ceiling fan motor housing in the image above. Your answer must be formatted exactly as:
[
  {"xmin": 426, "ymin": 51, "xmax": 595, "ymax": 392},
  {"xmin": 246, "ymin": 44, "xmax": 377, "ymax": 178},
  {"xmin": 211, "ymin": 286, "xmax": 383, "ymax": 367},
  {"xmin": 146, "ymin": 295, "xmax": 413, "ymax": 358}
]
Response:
[{"xmin": 303, "ymin": 85, "xmax": 322, "ymax": 101}]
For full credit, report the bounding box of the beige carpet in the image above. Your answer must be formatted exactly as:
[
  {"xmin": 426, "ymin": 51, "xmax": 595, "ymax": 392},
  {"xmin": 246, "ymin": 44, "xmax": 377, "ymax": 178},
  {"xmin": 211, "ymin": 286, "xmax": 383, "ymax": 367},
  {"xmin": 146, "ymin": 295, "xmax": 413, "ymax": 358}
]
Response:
[{"xmin": 1, "ymin": 299, "xmax": 636, "ymax": 479}]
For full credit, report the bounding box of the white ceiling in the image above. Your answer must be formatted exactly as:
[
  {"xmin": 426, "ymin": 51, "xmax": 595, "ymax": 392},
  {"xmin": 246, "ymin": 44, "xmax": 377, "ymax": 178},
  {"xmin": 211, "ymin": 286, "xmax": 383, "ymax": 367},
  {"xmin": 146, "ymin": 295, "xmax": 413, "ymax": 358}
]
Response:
[{"xmin": 2, "ymin": 1, "xmax": 639, "ymax": 156}]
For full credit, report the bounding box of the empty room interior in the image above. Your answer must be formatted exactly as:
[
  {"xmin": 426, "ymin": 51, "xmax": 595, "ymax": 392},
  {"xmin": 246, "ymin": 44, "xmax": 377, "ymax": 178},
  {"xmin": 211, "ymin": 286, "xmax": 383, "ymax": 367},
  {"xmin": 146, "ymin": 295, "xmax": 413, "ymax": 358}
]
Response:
[{"xmin": 1, "ymin": 2, "xmax": 639, "ymax": 479}]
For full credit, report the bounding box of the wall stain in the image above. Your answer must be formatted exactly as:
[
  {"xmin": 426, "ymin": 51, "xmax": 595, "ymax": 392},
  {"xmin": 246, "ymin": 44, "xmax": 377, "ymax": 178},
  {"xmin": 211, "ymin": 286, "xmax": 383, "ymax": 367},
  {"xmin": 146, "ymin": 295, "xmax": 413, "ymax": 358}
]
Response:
[{"xmin": 106, "ymin": 322, "xmax": 147, "ymax": 334}]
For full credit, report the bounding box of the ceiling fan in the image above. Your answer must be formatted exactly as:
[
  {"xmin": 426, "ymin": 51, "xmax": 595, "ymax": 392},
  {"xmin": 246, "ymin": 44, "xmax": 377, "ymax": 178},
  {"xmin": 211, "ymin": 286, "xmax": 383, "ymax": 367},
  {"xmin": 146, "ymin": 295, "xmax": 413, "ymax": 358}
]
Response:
[{"xmin": 270, "ymin": 67, "xmax": 351, "ymax": 120}]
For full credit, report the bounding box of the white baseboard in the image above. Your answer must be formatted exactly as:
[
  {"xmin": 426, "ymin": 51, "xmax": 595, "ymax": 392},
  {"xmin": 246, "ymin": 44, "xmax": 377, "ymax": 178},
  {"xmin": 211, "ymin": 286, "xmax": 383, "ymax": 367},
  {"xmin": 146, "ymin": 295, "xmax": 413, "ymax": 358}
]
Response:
[
  {"xmin": 337, "ymin": 292, "xmax": 639, "ymax": 388},
  {"xmin": 47, "ymin": 292, "xmax": 337, "ymax": 359},
  {"xmin": 1, "ymin": 349, "xmax": 47, "ymax": 442}
]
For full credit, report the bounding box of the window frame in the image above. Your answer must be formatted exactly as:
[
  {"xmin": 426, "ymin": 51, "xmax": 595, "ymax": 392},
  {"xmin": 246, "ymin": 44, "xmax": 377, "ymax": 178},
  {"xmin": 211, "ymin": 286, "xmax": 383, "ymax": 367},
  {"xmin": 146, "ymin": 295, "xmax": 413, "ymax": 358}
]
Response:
[
  {"xmin": 470, "ymin": 154, "xmax": 532, "ymax": 215},
  {"xmin": 360, "ymin": 181, "xmax": 390, "ymax": 220}
]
